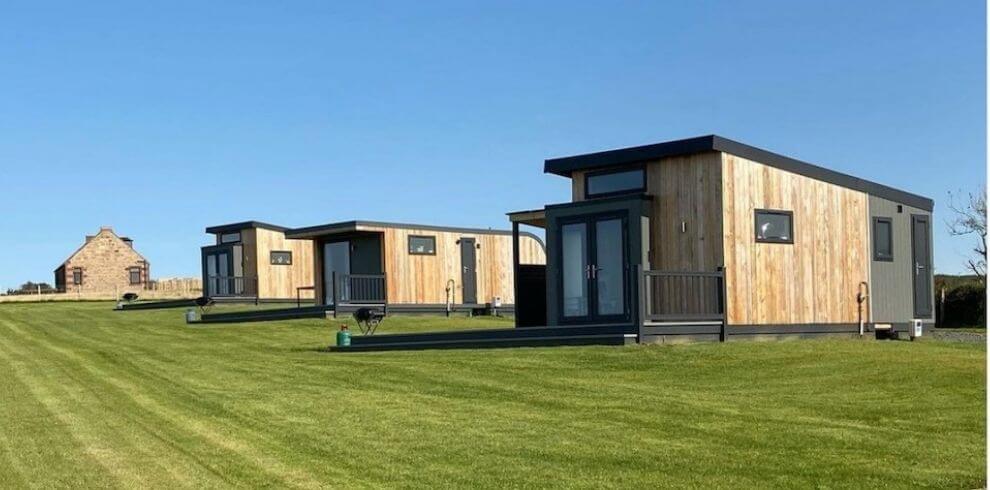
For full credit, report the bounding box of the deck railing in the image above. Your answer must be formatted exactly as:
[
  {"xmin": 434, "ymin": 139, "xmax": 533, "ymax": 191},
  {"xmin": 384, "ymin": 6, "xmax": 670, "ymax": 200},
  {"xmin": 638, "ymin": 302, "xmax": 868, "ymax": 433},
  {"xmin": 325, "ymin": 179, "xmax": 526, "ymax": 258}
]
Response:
[
  {"xmin": 205, "ymin": 275, "xmax": 256, "ymax": 299},
  {"xmin": 330, "ymin": 273, "xmax": 388, "ymax": 316},
  {"xmin": 638, "ymin": 268, "xmax": 726, "ymax": 324}
]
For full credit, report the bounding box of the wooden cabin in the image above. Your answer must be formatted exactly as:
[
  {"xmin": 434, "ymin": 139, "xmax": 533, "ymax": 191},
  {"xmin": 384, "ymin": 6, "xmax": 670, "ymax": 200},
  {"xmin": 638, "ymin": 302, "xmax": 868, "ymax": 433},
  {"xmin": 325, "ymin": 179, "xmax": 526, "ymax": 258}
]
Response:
[
  {"xmin": 284, "ymin": 221, "xmax": 546, "ymax": 314},
  {"xmin": 509, "ymin": 135, "xmax": 935, "ymax": 342},
  {"xmin": 201, "ymin": 222, "xmax": 315, "ymax": 302}
]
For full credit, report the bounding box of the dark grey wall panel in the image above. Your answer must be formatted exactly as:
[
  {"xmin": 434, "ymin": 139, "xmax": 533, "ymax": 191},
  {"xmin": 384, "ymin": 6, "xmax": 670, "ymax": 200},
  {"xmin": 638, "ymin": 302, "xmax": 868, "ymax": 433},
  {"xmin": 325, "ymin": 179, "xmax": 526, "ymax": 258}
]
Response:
[{"xmin": 868, "ymin": 195, "xmax": 934, "ymax": 322}]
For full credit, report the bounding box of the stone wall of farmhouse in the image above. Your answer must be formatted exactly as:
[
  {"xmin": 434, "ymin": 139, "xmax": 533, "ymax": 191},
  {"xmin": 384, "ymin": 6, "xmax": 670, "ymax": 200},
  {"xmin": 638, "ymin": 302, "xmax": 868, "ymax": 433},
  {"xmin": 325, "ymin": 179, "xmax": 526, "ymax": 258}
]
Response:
[{"xmin": 59, "ymin": 228, "xmax": 149, "ymax": 294}]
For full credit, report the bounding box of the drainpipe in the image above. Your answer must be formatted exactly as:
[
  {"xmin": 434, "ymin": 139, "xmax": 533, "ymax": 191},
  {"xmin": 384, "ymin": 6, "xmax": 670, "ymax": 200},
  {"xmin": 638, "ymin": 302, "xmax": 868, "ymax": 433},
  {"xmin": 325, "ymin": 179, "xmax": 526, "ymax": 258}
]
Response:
[
  {"xmin": 857, "ymin": 281, "xmax": 870, "ymax": 337},
  {"xmin": 445, "ymin": 279, "xmax": 455, "ymax": 317}
]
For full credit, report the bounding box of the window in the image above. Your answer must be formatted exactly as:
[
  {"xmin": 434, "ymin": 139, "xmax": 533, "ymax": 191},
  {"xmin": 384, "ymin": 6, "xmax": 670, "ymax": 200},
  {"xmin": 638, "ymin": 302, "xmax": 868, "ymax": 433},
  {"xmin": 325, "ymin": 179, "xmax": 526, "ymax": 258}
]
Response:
[
  {"xmin": 220, "ymin": 232, "xmax": 241, "ymax": 244},
  {"xmin": 408, "ymin": 235, "xmax": 436, "ymax": 255},
  {"xmin": 270, "ymin": 251, "xmax": 293, "ymax": 265},
  {"xmin": 873, "ymin": 217, "xmax": 893, "ymax": 261},
  {"xmin": 754, "ymin": 209, "xmax": 793, "ymax": 243},
  {"xmin": 129, "ymin": 267, "xmax": 142, "ymax": 285},
  {"xmin": 72, "ymin": 268, "xmax": 83, "ymax": 285},
  {"xmin": 585, "ymin": 167, "xmax": 646, "ymax": 198}
]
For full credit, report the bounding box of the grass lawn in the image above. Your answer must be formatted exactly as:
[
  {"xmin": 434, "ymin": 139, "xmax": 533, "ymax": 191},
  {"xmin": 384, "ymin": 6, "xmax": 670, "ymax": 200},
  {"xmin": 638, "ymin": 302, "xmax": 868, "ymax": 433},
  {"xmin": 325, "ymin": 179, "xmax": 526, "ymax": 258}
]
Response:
[{"xmin": 0, "ymin": 303, "xmax": 984, "ymax": 488}]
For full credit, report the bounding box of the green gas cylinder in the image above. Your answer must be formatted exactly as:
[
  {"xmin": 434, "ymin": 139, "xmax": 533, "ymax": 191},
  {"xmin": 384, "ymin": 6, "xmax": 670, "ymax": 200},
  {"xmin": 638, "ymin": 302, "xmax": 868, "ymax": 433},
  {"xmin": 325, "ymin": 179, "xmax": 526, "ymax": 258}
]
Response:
[{"xmin": 336, "ymin": 325, "xmax": 351, "ymax": 347}]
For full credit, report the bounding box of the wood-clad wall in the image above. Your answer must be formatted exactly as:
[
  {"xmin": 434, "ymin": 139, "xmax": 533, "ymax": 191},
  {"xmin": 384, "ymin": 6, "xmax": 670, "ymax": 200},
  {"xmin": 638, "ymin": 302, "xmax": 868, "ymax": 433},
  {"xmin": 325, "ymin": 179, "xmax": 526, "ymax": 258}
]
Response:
[
  {"xmin": 646, "ymin": 152, "xmax": 724, "ymax": 271},
  {"xmin": 252, "ymin": 228, "xmax": 315, "ymax": 299},
  {"xmin": 356, "ymin": 225, "xmax": 545, "ymax": 305},
  {"xmin": 721, "ymin": 153, "xmax": 870, "ymax": 325}
]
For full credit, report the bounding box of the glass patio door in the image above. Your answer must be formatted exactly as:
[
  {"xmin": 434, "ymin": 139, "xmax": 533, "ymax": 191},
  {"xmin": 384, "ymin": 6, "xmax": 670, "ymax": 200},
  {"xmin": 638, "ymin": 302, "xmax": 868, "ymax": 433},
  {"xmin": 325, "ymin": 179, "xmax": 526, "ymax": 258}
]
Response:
[
  {"xmin": 559, "ymin": 214, "xmax": 628, "ymax": 324},
  {"xmin": 205, "ymin": 251, "xmax": 231, "ymax": 296},
  {"xmin": 323, "ymin": 241, "xmax": 350, "ymax": 305}
]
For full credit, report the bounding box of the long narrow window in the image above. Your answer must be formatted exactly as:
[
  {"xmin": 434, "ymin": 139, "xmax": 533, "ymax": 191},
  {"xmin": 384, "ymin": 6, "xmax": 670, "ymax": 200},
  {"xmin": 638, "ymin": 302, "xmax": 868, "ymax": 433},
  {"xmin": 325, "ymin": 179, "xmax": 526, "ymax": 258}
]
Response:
[
  {"xmin": 129, "ymin": 267, "xmax": 142, "ymax": 285},
  {"xmin": 754, "ymin": 209, "xmax": 793, "ymax": 244},
  {"xmin": 270, "ymin": 251, "xmax": 292, "ymax": 265},
  {"xmin": 72, "ymin": 268, "xmax": 83, "ymax": 285},
  {"xmin": 873, "ymin": 217, "xmax": 893, "ymax": 261},
  {"xmin": 585, "ymin": 167, "xmax": 646, "ymax": 198},
  {"xmin": 408, "ymin": 235, "xmax": 436, "ymax": 255}
]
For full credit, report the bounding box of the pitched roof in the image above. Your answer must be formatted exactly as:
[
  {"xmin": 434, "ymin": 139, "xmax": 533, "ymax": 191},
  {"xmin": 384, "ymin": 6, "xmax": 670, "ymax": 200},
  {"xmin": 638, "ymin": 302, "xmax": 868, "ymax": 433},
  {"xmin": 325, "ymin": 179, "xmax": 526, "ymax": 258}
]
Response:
[
  {"xmin": 56, "ymin": 227, "xmax": 147, "ymax": 270},
  {"xmin": 543, "ymin": 135, "xmax": 933, "ymax": 211}
]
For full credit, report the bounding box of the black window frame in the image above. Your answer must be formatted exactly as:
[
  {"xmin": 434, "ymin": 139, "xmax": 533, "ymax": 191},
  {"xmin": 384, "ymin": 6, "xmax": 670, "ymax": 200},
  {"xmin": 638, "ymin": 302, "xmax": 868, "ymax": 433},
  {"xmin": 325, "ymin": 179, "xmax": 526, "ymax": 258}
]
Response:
[
  {"xmin": 72, "ymin": 267, "xmax": 83, "ymax": 285},
  {"xmin": 754, "ymin": 209, "xmax": 794, "ymax": 244},
  {"xmin": 220, "ymin": 232, "xmax": 241, "ymax": 244},
  {"xmin": 584, "ymin": 166, "xmax": 646, "ymax": 199},
  {"xmin": 872, "ymin": 217, "xmax": 894, "ymax": 262},
  {"xmin": 408, "ymin": 235, "xmax": 437, "ymax": 255},
  {"xmin": 270, "ymin": 250, "xmax": 293, "ymax": 265},
  {"xmin": 128, "ymin": 267, "xmax": 142, "ymax": 285}
]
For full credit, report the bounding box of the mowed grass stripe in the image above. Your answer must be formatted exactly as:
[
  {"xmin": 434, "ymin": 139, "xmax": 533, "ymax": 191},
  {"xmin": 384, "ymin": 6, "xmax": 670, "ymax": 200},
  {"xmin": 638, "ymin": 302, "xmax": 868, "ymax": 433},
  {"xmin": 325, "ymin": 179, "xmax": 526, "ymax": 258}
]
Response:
[
  {"xmin": 0, "ymin": 317, "xmax": 328, "ymax": 489},
  {"xmin": 0, "ymin": 340, "xmax": 120, "ymax": 488},
  {"xmin": 0, "ymin": 302, "xmax": 983, "ymax": 488},
  {"xmin": 0, "ymin": 317, "xmax": 235, "ymax": 488}
]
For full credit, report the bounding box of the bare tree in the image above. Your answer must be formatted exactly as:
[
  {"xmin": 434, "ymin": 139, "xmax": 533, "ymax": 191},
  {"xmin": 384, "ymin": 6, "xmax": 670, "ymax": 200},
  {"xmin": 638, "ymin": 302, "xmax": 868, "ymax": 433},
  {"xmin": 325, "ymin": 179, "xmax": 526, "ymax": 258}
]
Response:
[{"xmin": 947, "ymin": 189, "xmax": 987, "ymax": 284}]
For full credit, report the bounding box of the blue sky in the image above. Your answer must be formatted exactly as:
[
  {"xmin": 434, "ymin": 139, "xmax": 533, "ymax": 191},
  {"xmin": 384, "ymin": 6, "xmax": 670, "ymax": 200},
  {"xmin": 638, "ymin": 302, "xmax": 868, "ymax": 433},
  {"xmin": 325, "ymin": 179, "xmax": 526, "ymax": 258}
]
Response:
[{"xmin": 0, "ymin": 0, "xmax": 984, "ymax": 288}]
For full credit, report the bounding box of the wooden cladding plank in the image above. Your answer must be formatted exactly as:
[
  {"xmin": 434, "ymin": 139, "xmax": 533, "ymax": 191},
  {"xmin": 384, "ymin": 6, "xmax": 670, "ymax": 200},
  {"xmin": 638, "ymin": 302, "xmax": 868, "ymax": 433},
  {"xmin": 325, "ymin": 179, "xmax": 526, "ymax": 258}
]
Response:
[
  {"xmin": 252, "ymin": 228, "xmax": 315, "ymax": 299},
  {"xmin": 721, "ymin": 153, "xmax": 869, "ymax": 325},
  {"xmin": 646, "ymin": 151, "xmax": 724, "ymax": 272},
  {"xmin": 357, "ymin": 225, "xmax": 545, "ymax": 305}
]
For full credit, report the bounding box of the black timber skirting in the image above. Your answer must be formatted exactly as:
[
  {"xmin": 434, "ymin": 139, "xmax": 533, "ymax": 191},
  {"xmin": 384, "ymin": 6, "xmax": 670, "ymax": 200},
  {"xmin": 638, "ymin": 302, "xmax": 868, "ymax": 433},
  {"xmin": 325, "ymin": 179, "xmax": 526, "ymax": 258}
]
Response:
[
  {"xmin": 726, "ymin": 323, "xmax": 863, "ymax": 340},
  {"xmin": 333, "ymin": 324, "xmax": 635, "ymax": 352},
  {"xmin": 640, "ymin": 323, "xmax": 723, "ymax": 344},
  {"xmin": 210, "ymin": 297, "xmax": 316, "ymax": 305},
  {"xmin": 197, "ymin": 306, "xmax": 332, "ymax": 324},
  {"xmin": 331, "ymin": 303, "xmax": 514, "ymax": 316},
  {"xmin": 116, "ymin": 299, "xmax": 198, "ymax": 311}
]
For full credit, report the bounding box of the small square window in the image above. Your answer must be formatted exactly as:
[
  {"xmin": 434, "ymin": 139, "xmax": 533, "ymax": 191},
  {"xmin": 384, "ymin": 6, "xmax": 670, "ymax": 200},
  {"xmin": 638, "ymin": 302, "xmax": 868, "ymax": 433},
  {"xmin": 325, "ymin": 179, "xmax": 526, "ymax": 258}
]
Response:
[
  {"xmin": 408, "ymin": 235, "xmax": 436, "ymax": 255},
  {"xmin": 72, "ymin": 268, "xmax": 83, "ymax": 285},
  {"xmin": 270, "ymin": 251, "xmax": 292, "ymax": 265},
  {"xmin": 129, "ymin": 267, "xmax": 142, "ymax": 285},
  {"xmin": 755, "ymin": 209, "xmax": 793, "ymax": 244},
  {"xmin": 873, "ymin": 217, "xmax": 893, "ymax": 261}
]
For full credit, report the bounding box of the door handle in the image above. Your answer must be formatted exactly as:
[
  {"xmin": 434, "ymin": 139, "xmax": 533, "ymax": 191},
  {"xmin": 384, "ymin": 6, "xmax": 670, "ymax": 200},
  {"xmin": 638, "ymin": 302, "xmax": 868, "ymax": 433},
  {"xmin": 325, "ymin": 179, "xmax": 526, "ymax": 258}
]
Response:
[
  {"xmin": 589, "ymin": 265, "xmax": 598, "ymax": 279},
  {"xmin": 915, "ymin": 262, "xmax": 925, "ymax": 274}
]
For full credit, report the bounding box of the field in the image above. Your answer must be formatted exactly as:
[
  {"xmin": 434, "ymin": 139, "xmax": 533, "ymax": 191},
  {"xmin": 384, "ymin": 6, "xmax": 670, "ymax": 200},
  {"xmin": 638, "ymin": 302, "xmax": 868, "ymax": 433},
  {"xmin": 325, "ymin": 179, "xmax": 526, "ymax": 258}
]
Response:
[{"xmin": 0, "ymin": 302, "xmax": 984, "ymax": 488}]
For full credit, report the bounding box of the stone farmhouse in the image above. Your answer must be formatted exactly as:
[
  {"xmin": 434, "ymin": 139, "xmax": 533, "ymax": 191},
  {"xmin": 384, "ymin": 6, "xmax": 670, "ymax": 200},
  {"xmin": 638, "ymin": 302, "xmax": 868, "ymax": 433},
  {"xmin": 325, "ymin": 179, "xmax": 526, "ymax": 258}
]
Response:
[{"xmin": 54, "ymin": 227, "xmax": 150, "ymax": 294}]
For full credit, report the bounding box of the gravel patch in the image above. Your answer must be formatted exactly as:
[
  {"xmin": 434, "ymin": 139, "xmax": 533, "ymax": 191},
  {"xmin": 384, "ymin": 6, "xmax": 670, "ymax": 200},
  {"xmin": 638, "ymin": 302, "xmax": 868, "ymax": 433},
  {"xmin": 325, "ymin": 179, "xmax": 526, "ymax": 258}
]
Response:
[{"xmin": 931, "ymin": 329, "xmax": 987, "ymax": 343}]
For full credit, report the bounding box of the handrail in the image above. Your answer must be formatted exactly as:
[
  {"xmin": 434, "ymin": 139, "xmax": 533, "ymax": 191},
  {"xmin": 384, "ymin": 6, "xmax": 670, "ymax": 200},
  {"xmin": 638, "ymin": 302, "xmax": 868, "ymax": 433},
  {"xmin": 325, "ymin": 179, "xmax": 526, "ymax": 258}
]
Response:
[
  {"xmin": 639, "ymin": 268, "xmax": 726, "ymax": 326},
  {"xmin": 642, "ymin": 270, "xmax": 724, "ymax": 278},
  {"xmin": 331, "ymin": 273, "xmax": 388, "ymax": 318},
  {"xmin": 205, "ymin": 275, "xmax": 257, "ymax": 298},
  {"xmin": 296, "ymin": 285, "xmax": 315, "ymax": 308}
]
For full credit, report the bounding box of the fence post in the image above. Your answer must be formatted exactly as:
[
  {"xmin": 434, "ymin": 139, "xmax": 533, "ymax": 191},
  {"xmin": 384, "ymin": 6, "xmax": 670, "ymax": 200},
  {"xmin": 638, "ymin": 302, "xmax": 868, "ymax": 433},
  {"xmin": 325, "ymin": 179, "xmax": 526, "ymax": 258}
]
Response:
[
  {"xmin": 636, "ymin": 265, "xmax": 646, "ymax": 341},
  {"xmin": 718, "ymin": 267, "xmax": 728, "ymax": 342}
]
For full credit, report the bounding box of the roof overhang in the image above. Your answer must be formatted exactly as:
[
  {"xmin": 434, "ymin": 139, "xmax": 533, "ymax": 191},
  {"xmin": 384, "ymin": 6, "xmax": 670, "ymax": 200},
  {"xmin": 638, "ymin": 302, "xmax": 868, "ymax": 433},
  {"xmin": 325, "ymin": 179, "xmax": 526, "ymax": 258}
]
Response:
[
  {"xmin": 205, "ymin": 221, "xmax": 289, "ymax": 234},
  {"xmin": 285, "ymin": 220, "xmax": 525, "ymax": 240},
  {"xmin": 507, "ymin": 209, "xmax": 546, "ymax": 228},
  {"xmin": 543, "ymin": 134, "xmax": 934, "ymax": 211}
]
